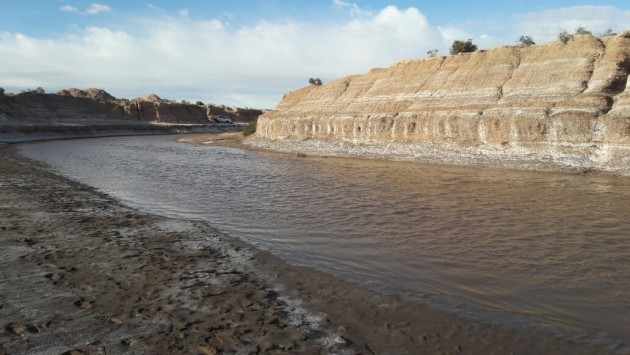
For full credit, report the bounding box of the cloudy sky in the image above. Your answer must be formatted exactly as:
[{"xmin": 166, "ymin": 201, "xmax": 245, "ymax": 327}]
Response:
[{"xmin": 0, "ymin": 1, "xmax": 628, "ymax": 108}]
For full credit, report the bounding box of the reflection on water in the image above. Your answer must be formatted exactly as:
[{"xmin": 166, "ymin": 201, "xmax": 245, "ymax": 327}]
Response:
[{"xmin": 19, "ymin": 135, "xmax": 630, "ymax": 349}]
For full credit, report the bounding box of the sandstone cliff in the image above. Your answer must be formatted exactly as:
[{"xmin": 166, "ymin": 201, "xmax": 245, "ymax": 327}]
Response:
[
  {"xmin": 114, "ymin": 100, "xmax": 209, "ymax": 124},
  {"xmin": 55, "ymin": 90, "xmax": 210, "ymax": 124},
  {"xmin": 0, "ymin": 89, "xmax": 247, "ymax": 143},
  {"xmin": 251, "ymin": 33, "xmax": 630, "ymax": 175}
]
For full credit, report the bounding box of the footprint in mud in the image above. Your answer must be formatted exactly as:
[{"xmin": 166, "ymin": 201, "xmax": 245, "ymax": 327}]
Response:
[
  {"xmin": 17, "ymin": 238, "xmax": 36, "ymax": 246},
  {"xmin": 61, "ymin": 349, "xmax": 86, "ymax": 355},
  {"xmin": 74, "ymin": 297, "xmax": 95, "ymax": 309},
  {"xmin": 44, "ymin": 272, "xmax": 64, "ymax": 283},
  {"xmin": 5, "ymin": 323, "xmax": 40, "ymax": 336}
]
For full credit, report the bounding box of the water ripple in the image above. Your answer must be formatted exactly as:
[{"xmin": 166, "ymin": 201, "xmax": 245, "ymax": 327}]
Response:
[{"xmin": 19, "ymin": 135, "xmax": 630, "ymax": 349}]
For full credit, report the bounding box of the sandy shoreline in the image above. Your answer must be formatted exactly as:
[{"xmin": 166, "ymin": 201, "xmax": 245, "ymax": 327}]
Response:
[{"xmin": 0, "ymin": 140, "xmax": 615, "ymax": 354}]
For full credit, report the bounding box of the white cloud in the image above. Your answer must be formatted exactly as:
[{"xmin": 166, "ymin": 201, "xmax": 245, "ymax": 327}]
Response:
[
  {"xmin": 1, "ymin": 6, "xmax": 453, "ymax": 108},
  {"xmin": 437, "ymin": 25, "xmax": 469, "ymax": 44},
  {"xmin": 61, "ymin": 3, "xmax": 111, "ymax": 15},
  {"xmin": 60, "ymin": 5, "xmax": 79, "ymax": 13},
  {"xmin": 147, "ymin": 4, "xmax": 164, "ymax": 13},
  {"xmin": 333, "ymin": 0, "xmax": 373, "ymax": 17},
  {"xmin": 179, "ymin": 8, "xmax": 189, "ymax": 17},
  {"xmin": 515, "ymin": 6, "xmax": 630, "ymax": 42},
  {"xmin": 85, "ymin": 3, "xmax": 112, "ymax": 15}
]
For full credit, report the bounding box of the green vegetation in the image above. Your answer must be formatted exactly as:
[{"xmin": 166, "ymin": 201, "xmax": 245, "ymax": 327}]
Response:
[
  {"xmin": 599, "ymin": 28, "xmax": 616, "ymax": 37},
  {"xmin": 242, "ymin": 121, "xmax": 257, "ymax": 136},
  {"xmin": 308, "ymin": 77, "xmax": 322, "ymax": 86},
  {"xmin": 574, "ymin": 26, "xmax": 592, "ymax": 36},
  {"xmin": 450, "ymin": 39, "xmax": 477, "ymax": 55},
  {"xmin": 559, "ymin": 27, "xmax": 598, "ymax": 44},
  {"xmin": 517, "ymin": 35, "xmax": 535, "ymax": 46},
  {"xmin": 21, "ymin": 87, "xmax": 45, "ymax": 94},
  {"xmin": 558, "ymin": 30, "xmax": 573, "ymax": 44},
  {"xmin": 426, "ymin": 49, "xmax": 439, "ymax": 57}
]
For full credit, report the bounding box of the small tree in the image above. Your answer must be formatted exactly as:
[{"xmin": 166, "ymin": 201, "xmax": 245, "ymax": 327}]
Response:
[
  {"xmin": 450, "ymin": 39, "xmax": 477, "ymax": 55},
  {"xmin": 558, "ymin": 31, "xmax": 573, "ymax": 44},
  {"xmin": 517, "ymin": 35, "xmax": 535, "ymax": 46},
  {"xmin": 308, "ymin": 77, "xmax": 322, "ymax": 86},
  {"xmin": 195, "ymin": 101, "xmax": 204, "ymax": 106},
  {"xmin": 427, "ymin": 49, "xmax": 439, "ymax": 57},
  {"xmin": 574, "ymin": 26, "xmax": 592, "ymax": 36},
  {"xmin": 599, "ymin": 28, "xmax": 616, "ymax": 37},
  {"xmin": 35, "ymin": 87, "xmax": 45, "ymax": 94},
  {"xmin": 0, "ymin": 87, "xmax": 4, "ymax": 95},
  {"xmin": 242, "ymin": 121, "xmax": 257, "ymax": 136}
]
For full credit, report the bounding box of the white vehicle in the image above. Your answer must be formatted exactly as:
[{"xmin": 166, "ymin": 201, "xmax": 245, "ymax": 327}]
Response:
[{"xmin": 213, "ymin": 115, "xmax": 233, "ymax": 123}]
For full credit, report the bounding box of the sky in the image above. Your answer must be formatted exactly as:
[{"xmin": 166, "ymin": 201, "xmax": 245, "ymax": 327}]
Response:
[{"xmin": 0, "ymin": 1, "xmax": 628, "ymax": 108}]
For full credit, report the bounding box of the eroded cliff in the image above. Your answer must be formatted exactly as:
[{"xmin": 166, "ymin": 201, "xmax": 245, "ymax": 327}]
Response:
[
  {"xmin": 0, "ymin": 89, "xmax": 247, "ymax": 142},
  {"xmin": 251, "ymin": 33, "xmax": 630, "ymax": 175}
]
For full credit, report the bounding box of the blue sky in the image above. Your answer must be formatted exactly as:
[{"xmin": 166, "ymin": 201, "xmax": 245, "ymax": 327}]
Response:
[{"xmin": 0, "ymin": 1, "xmax": 628, "ymax": 108}]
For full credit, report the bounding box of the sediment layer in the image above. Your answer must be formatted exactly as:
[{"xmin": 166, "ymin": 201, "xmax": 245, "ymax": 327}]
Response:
[
  {"xmin": 251, "ymin": 33, "xmax": 630, "ymax": 175},
  {"xmin": 0, "ymin": 89, "xmax": 245, "ymax": 142}
]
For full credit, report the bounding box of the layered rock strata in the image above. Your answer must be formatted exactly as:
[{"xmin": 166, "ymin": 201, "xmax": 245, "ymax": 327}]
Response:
[
  {"xmin": 251, "ymin": 33, "xmax": 630, "ymax": 175},
  {"xmin": 0, "ymin": 90, "xmax": 243, "ymax": 142}
]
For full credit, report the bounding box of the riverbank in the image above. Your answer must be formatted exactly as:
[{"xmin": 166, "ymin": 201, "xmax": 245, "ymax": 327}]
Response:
[
  {"xmin": 0, "ymin": 143, "xmax": 614, "ymax": 354},
  {"xmin": 0, "ymin": 122, "xmax": 241, "ymax": 144}
]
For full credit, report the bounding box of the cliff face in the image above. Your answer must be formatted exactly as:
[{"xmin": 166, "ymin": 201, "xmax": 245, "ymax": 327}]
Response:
[
  {"xmin": 0, "ymin": 89, "xmax": 245, "ymax": 143},
  {"xmin": 0, "ymin": 91, "xmax": 133, "ymax": 125},
  {"xmin": 252, "ymin": 33, "xmax": 630, "ymax": 175},
  {"xmin": 114, "ymin": 100, "xmax": 209, "ymax": 124},
  {"xmin": 55, "ymin": 90, "xmax": 210, "ymax": 124}
]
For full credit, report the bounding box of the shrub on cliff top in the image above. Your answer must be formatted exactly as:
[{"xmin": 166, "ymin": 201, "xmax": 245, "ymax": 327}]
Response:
[
  {"xmin": 242, "ymin": 121, "xmax": 257, "ymax": 136},
  {"xmin": 450, "ymin": 39, "xmax": 477, "ymax": 55},
  {"xmin": 308, "ymin": 77, "xmax": 322, "ymax": 86},
  {"xmin": 21, "ymin": 87, "xmax": 45, "ymax": 94},
  {"xmin": 598, "ymin": 28, "xmax": 617, "ymax": 37},
  {"xmin": 558, "ymin": 31, "xmax": 573, "ymax": 44},
  {"xmin": 427, "ymin": 49, "xmax": 439, "ymax": 57},
  {"xmin": 574, "ymin": 26, "xmax": 592, "ymax": 36},
  {"xmin": 517, "ymin": 35, "xmax": 535, "ymax": 46}
]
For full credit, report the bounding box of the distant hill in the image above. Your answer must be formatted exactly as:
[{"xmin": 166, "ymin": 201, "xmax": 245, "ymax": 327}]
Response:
[{"xmin": 0, "ymin": 88, "xmax": 262, "ymax": 142}]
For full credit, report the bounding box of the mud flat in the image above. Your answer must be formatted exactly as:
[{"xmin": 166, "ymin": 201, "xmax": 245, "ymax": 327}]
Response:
[{"xmin": 0, "ymin": 144, "xmax": 615, "ymax": 354}]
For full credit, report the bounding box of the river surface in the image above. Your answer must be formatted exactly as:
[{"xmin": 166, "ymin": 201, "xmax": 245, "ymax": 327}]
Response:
[{"xmin": 18, "ymin": 135, "xmax": 630, "ymax": 350}]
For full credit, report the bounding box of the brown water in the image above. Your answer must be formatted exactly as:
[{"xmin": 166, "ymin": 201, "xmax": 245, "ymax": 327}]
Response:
[{"xmin": 19, "ymin": 136, "xmax": 630, "ymax": 350}]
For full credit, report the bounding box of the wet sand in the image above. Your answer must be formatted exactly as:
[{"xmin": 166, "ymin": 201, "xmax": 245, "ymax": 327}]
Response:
[{"xmin": 0, "ymin": 141, "xmax": 613, "ymax": 354}]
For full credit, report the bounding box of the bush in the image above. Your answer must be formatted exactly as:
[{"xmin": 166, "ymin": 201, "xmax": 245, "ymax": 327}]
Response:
[
  {"xmin": 574, "ymin": 26, "xmax": 592, "ymax": 36},
  {"xmin": 242, "ymin": 121, "xmax": 257, "ymax": 136},
  {"xmin": 450, "ymin": 39, "xmax": 477, "ymax": 55},
  {"xmin": 0, "ymin": 87, "xmax": 4, "ymax": 95},
  {"xmin": 426, "ymin": 49, "xmax": 439, "ymax": 57},
  {"xmin": 599, "ymin": 28, "xmax": 616, "ymax": 37},
  {"xmin": 195, "ymin": 101, "xmax": 204, "ymax": 106},
  {"xmin": 517, "ymin": 35, "xmax": 535, "ymax": 46},
  {"xmin": 558, "ymin": 31, "xmax": 573, "ymax": 44},
  {"xmin": 21, "ymin": 87, "xmax": 46, "ymax": 94},
  {"xmin": 308, "ymin": 77, "xmax": 322, "ymax": 86}
]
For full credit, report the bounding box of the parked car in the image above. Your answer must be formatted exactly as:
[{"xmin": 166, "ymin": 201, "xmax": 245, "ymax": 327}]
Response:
[{"xmin": 212, "ymin": 115, "xmax": 233, "ymax": 123}]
